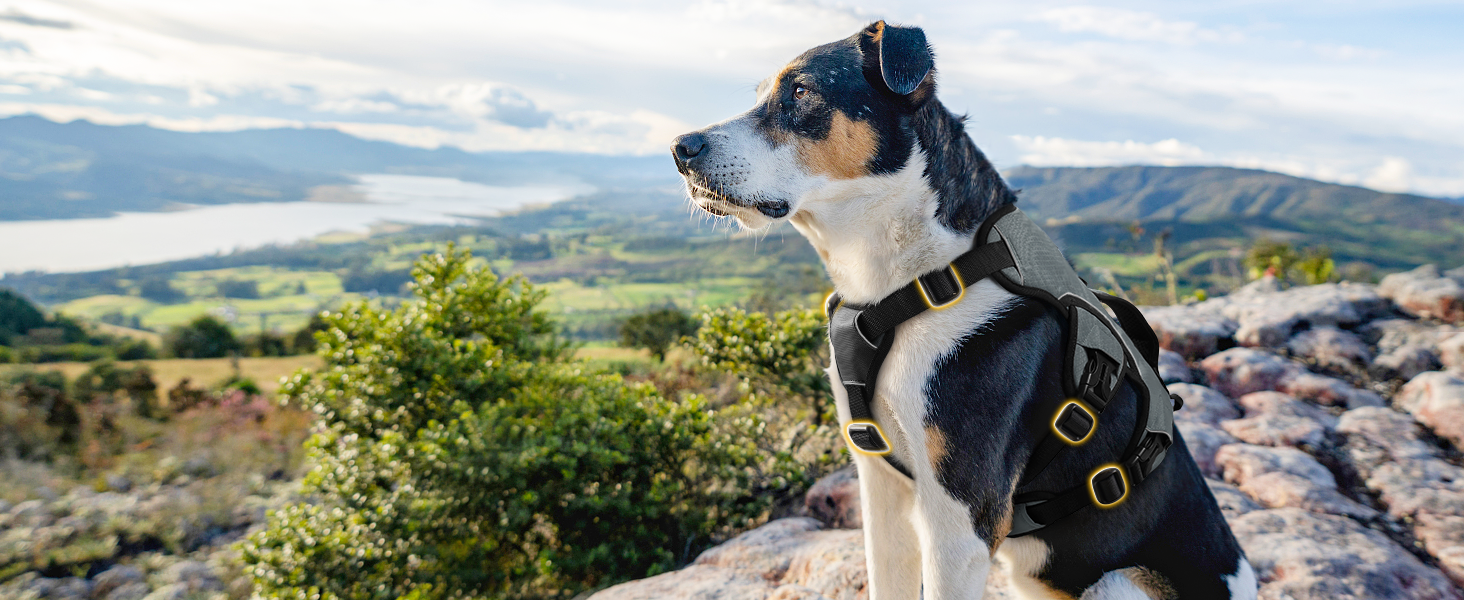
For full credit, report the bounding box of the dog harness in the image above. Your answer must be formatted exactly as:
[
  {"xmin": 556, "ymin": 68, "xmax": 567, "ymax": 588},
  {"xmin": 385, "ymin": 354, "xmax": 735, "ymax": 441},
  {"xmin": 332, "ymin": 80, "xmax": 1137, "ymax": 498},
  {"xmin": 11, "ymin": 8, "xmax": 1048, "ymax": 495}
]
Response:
[{"xmin": 826, "ymin": 204, "xmax": 1179, "ymax": 537}]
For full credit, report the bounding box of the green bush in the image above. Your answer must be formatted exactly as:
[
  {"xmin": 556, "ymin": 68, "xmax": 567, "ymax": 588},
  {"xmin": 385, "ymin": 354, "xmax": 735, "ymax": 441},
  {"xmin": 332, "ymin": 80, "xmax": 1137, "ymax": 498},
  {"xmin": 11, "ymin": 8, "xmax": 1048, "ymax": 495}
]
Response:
[
  {"xmin": 691, "ymin": 307, "xmax": 833, "ymax": 424},
  {"xmin": 242, "ymin": 245, "xmax": 791, "ymax": 599},
  {"xmin": 618, "ymin": 307, "xmax": 699, "ymax": 361},
  {"xmin": 166, "ymin": 315, "xmax": 241, "ymax": 358}
]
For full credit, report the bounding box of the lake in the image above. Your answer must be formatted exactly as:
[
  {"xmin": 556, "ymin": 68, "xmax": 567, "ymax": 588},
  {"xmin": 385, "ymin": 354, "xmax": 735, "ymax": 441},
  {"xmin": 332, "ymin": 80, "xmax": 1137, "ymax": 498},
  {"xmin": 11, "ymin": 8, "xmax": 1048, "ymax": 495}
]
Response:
[{"xmin": 0, "ymin": 175, "xmax": 592, "ymax": 274}]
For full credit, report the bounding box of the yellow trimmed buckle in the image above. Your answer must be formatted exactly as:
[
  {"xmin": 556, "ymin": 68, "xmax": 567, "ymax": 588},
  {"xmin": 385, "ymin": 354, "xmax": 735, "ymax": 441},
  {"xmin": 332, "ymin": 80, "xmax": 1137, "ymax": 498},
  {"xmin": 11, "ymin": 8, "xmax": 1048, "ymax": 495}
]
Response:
[
  {"xmin": 915, "ymin": 263, "xmax": 965, "ymax": 310},
  {"xmin": 1088, "ymin": 464, "xmax": 1130, "ymax": 509},
  {"xmin": 843, "ymin": 420, "xmax": 892, "ymax": 456},
  {"xmin": 1051, "ymin": 400, "xmax": 1097, "ymax": 446}
]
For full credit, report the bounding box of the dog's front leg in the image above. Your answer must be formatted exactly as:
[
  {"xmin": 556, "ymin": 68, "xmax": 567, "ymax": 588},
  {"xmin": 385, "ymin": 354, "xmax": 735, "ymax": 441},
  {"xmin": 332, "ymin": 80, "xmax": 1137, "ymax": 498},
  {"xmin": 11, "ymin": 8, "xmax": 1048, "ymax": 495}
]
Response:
[
  {"xmin": 855, "ymin": 452, "xmax": 922, "ymax": 600},
  {"xmin": 913, "ymin": 478, "xmax": 992, "ymax": 600}
]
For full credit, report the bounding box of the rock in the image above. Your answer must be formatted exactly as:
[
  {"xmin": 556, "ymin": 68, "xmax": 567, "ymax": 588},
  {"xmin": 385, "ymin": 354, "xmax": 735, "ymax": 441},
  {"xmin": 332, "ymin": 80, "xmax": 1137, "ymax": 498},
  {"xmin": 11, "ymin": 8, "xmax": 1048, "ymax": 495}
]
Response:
[
  {"xmin": 1231, "ymin": 508, "xmax": 1460, "ymax": 599},
  {"xmin": 1236, "ymin": 471, "xmax": 1378, "ymax": 520},
  {"xmin": 159, "ymin": 561, "xmax": 222, "ymax": 594},
  {"xmin": 1219, "ymin": 282, "xmax": 1390, "ymax": 348},
  {"xmin": 1168, "ymin": 383, "xmax": 1240, "ymax": 426},
  {"xmin": 1216, "ymin": 444, "xmax": 1336, "ymax": 490},
  {"xmin": 1277, "ymin": 371, "xmax": 1386, "ymax": 408},
  {"xmin": 1199, "ymin": 348, "xmax": 1384, "ymax": 408},
  {"xmin": 1337, "ymin": 406, "xmax": 1438, "ymax": 467},
  {"xmin": 104, "ymin": 474, "xmax": 132, "ymax": 494},
  {"xmin": 1380, "ymin": 265, "xmax": 1464, "ymax": 323},
  {"xmin": 1374, "ymin": 345, "xmax": 1444, "ymax": 382},
  {"xmin": 1207, "ymin": 478, "xmax": 1261, "ymax": 519},
  {"xmin": 90, "ymin": 566, "xmax": 145, "ymax": 599},
  {"xmin": 100, "ymin": 582, "xmax": 149, "ymax": 600},
  {"xmin": 1338, "ymin": 407, "xmax": 1464, "ymax": 585},
  {"xmin": 1157, "ymin": 348, "xmax": 1194, "ymax": 383},
  {"xmin": 1221, "ymin": 391, "xmax": 1336, "ymax": 447},
  {"xmin": 1442, "ymin": 334, "xmax": 1464, "ymax": 373},
  {"xmin": 1234, "ymin": 274, "xmax": 1285, "ymax": 295},
  {"xmin": 1289, "ymin": 327, "xmax": 1372, "ymax": 372},
  {"xmin": 25, "ymin": 577, "xmax": 93, "ymax": 599},
  {"xmin": 1364, "ymin": 318, "xmax": 1458, "ymax": 354},
  {"xmin": 804, "ymin": 466, "xmax": 861, "ymax": 529},
  {"xmin": 1397, "ymin": 371, "xmax": 1464, "ymax": 449},
  {"xmin": 1199, "ymin": 348, "xmax": 1297, "ymax": 399},
  {"xmin": 591, "ymin": 518, "xmax": 1015, "ymax": 600},
  {"xmin": 1178, "ymin": 422, "xmax": 1239, "ymax": 478},
  {"xmin": 1142, "ymin": 305, "xmax": 1238, "ymax": 359}
]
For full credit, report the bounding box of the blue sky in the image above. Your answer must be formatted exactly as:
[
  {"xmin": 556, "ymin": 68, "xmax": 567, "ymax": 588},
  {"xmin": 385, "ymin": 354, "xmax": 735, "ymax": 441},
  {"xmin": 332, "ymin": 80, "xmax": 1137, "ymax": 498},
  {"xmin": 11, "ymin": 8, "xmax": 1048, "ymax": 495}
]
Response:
[{"xmin": 0, "ymin": 0, "xmax": 1459, "ymax": 197}]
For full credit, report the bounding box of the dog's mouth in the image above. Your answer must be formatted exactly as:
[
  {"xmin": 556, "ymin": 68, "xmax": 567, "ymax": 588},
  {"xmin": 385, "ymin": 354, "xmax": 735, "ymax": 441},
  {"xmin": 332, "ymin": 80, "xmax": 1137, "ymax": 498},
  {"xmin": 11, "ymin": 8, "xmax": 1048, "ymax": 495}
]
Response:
[{"xmin": 686, "ymin": 180, "xmax": 791, "ymax": 219}]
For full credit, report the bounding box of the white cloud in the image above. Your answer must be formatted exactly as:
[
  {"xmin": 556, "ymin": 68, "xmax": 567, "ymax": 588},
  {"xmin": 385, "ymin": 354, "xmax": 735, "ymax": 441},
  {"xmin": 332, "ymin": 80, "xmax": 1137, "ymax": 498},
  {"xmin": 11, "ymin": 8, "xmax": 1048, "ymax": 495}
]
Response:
[
  {"xmin": 1033, "ymin": 6, "xmax": 1242, "ymax": 45},
  {"xmin": 1011, "ymin": 135, "xmax": 1206, "ymax": 166},
  {"xmin": 1364, "ymin": 157, "xmax": 1414, "ymax": 193}
]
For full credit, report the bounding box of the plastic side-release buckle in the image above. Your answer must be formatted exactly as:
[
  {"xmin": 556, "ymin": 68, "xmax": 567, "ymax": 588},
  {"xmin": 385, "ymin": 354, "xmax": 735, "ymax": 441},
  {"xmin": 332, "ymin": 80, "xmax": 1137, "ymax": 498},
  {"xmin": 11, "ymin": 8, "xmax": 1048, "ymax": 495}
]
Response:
[
  {"xmin": 915, "ymin": 263, "xmax": 964, "ymax": 310},
  {"xmin": 1052, "ymin": 400, "xmax": 1097, "ymax": 445},
  {"xmin": 1079, "ymin": 350, "xmax": 1120, "ymax": 410},
  {"xmin": 1088, "ymin": 465, "xmax": 1129, "ymax": 508},
  {"xmin": 844, "ymin": 420, "xmax": 892, "ymax": 455},
  {"xmin": 1124, "ymin": 431, "xmax": 1172, "ymax": 485}
]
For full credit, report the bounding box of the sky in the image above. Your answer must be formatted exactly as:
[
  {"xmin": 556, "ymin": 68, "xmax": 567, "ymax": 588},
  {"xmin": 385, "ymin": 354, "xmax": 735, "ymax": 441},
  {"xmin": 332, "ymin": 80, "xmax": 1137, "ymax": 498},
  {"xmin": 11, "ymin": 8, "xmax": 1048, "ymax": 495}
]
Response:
[{"xmin": 0, "ymin": 0, "xmax": 1459, "ymax": 197}]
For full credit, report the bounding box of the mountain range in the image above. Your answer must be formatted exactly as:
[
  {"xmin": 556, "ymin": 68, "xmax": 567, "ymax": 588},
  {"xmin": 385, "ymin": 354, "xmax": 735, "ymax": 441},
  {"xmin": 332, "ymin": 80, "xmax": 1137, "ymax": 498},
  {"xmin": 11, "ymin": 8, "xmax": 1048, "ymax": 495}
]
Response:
[
  {"xmin": 1, "ymin": 114, "xmax": 1462, "ymax": 270},
  {"xmin": 0, "ymin": 115, "xmax": 673, "ymax": 221}
]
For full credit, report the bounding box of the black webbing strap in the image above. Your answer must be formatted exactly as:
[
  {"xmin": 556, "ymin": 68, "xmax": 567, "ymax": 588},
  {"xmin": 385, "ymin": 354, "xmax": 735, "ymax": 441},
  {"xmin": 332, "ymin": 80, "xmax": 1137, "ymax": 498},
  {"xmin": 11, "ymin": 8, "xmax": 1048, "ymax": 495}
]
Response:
[
  {"xmin": 829, "ymin": 239, "xmax": 1016, "ymax": 459},
  {"xmin": 851, "ymin": 241, "xmax": 1016, "ymax": 341}
]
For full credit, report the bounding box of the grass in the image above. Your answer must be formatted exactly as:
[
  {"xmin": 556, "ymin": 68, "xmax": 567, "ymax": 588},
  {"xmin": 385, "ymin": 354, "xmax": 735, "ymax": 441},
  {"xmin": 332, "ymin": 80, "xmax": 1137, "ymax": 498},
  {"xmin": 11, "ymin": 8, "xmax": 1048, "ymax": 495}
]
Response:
[
  {"xmin": 1073, "ymin": 252, "xmax": 1163, "ymax": 277},
  {"xmin": 0, "ymin": 355, "xmax": 322, "ymax": 395}
]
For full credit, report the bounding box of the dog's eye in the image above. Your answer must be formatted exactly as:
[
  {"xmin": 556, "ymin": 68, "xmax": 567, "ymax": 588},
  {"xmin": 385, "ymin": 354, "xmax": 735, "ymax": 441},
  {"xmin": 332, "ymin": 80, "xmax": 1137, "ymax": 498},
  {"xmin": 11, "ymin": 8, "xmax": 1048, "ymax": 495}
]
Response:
[{"xmin": 792, "ymin": 85, "xmax": 808, "ymax": 100}]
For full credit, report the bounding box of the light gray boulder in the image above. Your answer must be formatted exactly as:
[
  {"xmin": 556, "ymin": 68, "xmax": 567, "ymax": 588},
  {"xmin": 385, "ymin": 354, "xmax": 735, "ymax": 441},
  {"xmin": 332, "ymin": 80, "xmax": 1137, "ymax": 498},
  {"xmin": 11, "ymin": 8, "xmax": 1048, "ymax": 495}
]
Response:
[{"xmin": 1379, "ymin": 265, "xmax": 1464, "ymax": 324}]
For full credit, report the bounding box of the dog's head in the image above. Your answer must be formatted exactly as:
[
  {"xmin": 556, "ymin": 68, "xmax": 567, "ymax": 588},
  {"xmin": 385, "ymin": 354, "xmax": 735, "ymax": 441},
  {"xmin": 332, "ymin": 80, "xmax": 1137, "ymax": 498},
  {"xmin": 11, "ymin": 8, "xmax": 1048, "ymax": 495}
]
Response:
[{"xmin": 671, "ymin": 21, "xmax": 941, "ymax": 230}]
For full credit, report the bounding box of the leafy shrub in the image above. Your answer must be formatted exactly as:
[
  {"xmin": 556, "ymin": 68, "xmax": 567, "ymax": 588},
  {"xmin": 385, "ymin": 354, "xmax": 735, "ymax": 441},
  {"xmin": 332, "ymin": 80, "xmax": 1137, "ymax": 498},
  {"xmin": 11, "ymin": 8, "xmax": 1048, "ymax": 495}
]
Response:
[
  {"xmin": 217, "ymin": 279, "xmax": 261, "ymax": 299},
  {"xmin": 618, "ymin": 307, "xmax": 699, "ymax": 361},
  {"xmin": 692, "ymin": 307, "xmax": 832, "ymax": 423},
  {"xmin": 166, "ymin": 315, "xmax": 241, "ymax": 358},
  {"xmin": 0, "ymin": 288, "xmax": 47, "ymax": 345},
  {"xmin": 689, "ymin": 306, "xmax": 843, "ymax": 483},
  {"xmin": 243, "ymin": 246, "xmax": 790, "ymax": 599},
  {"xmin": 15, "ymin": 343, "xmax": 114, "ymax": 363},
  {"xmin": 138, "ymin": 276, "xmax": 186, "ymax": 302}
]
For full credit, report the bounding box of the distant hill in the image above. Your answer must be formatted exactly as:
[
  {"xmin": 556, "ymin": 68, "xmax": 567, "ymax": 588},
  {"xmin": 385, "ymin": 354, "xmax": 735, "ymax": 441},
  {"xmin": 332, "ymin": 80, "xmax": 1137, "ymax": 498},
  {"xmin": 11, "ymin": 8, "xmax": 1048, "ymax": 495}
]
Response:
[
  {"xmin": 1006, "ymin": 165, "xmax": 1464, "ymax": 269},
  {"xmin": 0, "ymin": 115, "xmax": 675, "ymax": 221}
]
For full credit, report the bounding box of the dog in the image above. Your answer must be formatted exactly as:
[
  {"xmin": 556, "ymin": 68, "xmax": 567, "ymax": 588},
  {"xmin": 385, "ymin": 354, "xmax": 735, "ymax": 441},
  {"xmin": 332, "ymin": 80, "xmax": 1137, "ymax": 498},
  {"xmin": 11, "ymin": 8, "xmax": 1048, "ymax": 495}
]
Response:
[{"xmin": 670, "ymin": 21, "xmax": 1256, "ymax": 600}]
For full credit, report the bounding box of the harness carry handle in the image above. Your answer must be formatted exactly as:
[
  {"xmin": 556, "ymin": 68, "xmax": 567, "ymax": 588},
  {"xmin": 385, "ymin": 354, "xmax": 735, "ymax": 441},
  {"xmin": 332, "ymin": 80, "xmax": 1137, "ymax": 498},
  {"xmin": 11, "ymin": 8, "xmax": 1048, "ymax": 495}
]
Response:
[{"xmin": 1091, "ymin": 290, "xmax": 1160, "ymax": 372}]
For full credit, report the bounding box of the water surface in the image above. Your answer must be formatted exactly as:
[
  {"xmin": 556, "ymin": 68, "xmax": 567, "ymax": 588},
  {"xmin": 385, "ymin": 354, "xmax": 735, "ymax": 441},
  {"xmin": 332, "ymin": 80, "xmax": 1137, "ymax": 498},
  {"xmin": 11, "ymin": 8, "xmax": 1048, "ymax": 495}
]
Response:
[{"xmin": 0, "ymin": 175, "xmax": 589, "ymax": 274}]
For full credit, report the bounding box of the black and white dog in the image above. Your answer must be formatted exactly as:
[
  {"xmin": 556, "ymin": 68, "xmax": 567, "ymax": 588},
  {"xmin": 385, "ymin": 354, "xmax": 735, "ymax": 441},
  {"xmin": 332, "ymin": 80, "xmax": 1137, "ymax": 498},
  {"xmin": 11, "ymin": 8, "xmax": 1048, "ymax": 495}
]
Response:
[{"xmin": 671, "ymin": 21, "xmax": 1256, "ymax": 600}]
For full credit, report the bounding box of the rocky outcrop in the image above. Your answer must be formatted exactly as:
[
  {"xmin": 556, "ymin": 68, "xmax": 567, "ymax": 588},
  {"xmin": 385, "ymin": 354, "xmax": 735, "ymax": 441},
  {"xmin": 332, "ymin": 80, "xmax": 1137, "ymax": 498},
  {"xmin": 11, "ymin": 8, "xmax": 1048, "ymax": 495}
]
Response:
[
  {"xmin": 804, "ymin": 465, "xmax": 861, "ymax": 529},
  {"xmin": 1397, "ymin": 372, "xmax": 1464, "ymax": 449},
  {"xmin": 1232, "ymin": 508, "xmax": 1458, "ymax": 599},
  {"xmin": 590, "ymin": 517, "xmax": 1017, "ymax": 600},
  {"xmin": 1380, "ymin": 265, "xmax": 1464, "ymax": 324},
  {"xmin": 1199, "ymin": 347, "xmax": 1384, "ymax": 407},
  {"xmin": 602, "ymin": 274, "xmax": 1464, "ymax": 598}
]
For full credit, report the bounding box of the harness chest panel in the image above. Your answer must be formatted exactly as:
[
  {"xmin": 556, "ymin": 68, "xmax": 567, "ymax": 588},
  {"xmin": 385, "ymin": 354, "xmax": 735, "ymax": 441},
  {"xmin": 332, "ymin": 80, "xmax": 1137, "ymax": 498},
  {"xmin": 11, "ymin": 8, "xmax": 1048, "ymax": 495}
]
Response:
[{"xmin": 827, "ymin": 204, "xmax": 1177, "ymax": 536}]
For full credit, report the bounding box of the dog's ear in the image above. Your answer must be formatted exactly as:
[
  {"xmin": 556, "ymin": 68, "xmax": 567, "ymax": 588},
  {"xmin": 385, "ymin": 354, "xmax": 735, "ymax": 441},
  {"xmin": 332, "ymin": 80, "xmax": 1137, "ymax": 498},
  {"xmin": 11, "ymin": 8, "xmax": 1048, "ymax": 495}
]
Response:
[{"xmin": 859, "ymin": 20, "xmax": 933, "ymax": 97}]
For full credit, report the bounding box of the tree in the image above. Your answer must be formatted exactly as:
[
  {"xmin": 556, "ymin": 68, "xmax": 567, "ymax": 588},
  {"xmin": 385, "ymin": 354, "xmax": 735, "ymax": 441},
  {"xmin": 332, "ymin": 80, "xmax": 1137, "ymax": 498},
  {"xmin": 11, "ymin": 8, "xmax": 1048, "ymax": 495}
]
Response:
[
  {"xmin": 166, "ymin": 315, "xmax": 241, "ymax": 358},
  {"xmin": 0, "ymin": 288, "xmax": 47, "ymax": 345},
  {"xmin": 243, "ymin": 245, "xmax": 791, "ymax": 599},
  {"xmin": 216, "ymin": 279, "xmax": 260, "ymax": 299},
  {"xmin": 618, "ymin": 307, "xmax": 700, "ymax": 361},
  {"xmin": 139, "ymin": 276, "xmax": 186, "ymax": 303}
]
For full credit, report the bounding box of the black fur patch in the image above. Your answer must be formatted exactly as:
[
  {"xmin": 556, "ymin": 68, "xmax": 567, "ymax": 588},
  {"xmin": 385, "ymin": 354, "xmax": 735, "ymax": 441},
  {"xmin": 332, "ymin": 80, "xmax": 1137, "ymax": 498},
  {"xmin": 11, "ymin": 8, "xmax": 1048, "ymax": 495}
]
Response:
[{"xmin": 925, "ymin": 296, "xmax": 1246, "ymax": 594}]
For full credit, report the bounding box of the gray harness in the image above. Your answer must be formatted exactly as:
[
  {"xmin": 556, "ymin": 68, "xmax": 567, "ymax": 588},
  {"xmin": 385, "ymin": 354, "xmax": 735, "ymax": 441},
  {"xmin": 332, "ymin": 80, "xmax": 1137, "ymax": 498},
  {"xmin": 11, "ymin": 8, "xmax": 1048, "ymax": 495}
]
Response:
[{"xmin": 827, "ymin": 204, "xmax": 1178, "ymax": 537}]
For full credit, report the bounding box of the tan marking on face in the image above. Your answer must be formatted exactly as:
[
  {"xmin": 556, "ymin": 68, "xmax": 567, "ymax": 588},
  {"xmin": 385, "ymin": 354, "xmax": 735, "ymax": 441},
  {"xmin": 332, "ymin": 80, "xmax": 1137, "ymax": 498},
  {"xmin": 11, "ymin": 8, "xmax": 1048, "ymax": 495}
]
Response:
[
  {"xmin": 797, "ymin": 111, "xmax": 878, "ymax": 179},
  {"xmin": 1123, "ymin": 567, "xmax": 1178, "ymax": 599},
  {"xmin": 925, "ymin": 425, "xmax": 947, "ymax": 468}
]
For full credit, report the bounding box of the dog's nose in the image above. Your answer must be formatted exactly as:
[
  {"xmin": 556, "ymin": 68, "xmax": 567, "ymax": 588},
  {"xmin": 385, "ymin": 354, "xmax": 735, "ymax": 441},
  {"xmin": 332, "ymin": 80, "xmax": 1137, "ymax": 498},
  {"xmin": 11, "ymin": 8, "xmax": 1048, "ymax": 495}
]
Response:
[{"xmin": 673, "ymin": 132, "xmax": 707, "ymax": 163}]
